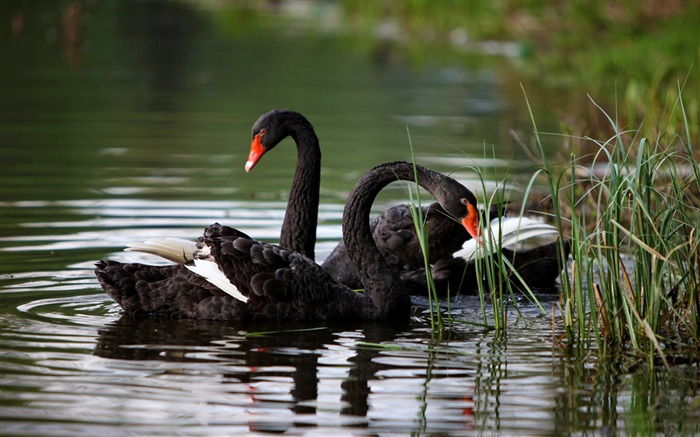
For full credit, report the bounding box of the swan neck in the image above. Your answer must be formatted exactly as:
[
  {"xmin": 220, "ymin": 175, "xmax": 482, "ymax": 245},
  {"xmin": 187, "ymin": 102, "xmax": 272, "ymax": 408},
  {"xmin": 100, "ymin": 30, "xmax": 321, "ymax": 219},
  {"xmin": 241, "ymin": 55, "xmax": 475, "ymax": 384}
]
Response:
[
  {"xmin": 344, "ymin": 162, "xmax": 444, "ymax": 318},
  {"xmin": 280, "ymin": 128, "xmax": 321, "ymax": 260}
]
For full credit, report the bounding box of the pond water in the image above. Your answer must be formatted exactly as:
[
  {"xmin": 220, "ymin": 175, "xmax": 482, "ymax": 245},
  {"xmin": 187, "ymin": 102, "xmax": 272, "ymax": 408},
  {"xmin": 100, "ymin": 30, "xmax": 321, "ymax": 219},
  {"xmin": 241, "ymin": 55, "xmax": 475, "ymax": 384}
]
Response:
[{"xmin": 1, "ymin": 2, "xmax": 699, "ymax": 436}]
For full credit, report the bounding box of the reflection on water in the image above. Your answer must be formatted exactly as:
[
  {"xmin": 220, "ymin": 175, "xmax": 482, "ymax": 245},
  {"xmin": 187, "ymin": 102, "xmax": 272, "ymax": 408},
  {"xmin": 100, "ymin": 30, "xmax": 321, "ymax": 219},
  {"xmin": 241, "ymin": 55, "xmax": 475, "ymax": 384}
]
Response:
[
  {"xmin": 4, "ymin": 292, "xmax": 697, "ymax": 436},
  {"xmin": 0, "ymin": 294, "xmax": 560, "ymax": 435},
  {"xmin": 1, "ymin": 1, "xmax": 698, "ymax": 435}
]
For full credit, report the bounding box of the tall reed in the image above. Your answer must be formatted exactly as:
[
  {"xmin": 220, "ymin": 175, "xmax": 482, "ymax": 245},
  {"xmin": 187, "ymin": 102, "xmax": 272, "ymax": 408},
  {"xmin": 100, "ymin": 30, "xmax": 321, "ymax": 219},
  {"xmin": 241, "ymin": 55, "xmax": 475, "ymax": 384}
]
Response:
[
  {"xmin": 524, "ymin": 86, "xmax": 699, "ymax": 359},
  {"xmin": 406, "ymin": 135, "xmax": 548, "ymax": 334},
  {"xmin": 405, "ymin": 129, "xmax": 444, "ymax": 335},
  {"xmin": 470, "ymin": 168, "xmax": 550, "ymax": 331}
]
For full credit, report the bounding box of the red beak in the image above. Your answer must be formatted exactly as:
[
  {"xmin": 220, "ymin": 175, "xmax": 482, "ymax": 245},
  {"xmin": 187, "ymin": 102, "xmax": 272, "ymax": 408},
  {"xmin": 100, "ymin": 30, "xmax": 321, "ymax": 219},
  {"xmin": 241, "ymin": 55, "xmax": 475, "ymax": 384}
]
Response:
[
  {"xmin": 461, "ymin": 203, "xmax": 481, "ymax": 245},
  {"xmin": 245, "ymin": 133, "xmax": 266, "ymax": 172}
]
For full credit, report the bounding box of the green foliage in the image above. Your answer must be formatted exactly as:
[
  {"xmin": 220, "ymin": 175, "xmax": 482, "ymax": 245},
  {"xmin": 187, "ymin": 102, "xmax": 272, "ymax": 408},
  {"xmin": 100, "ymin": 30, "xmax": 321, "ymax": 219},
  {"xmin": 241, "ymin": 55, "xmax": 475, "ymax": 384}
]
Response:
[
  {"xmin": 525, "ymin": 86, "xmax": 699, "ymax": 360},
  {"xmin": 408, "ymin": 138, "xmax": 551, "ymax": 335},
  {"xmin": 405, "ymin": 129, "xmax": 445, "ymax": 335},
  {"xmin": 339, "ymin": 0, "xmax": 699, "ymax": 140}
]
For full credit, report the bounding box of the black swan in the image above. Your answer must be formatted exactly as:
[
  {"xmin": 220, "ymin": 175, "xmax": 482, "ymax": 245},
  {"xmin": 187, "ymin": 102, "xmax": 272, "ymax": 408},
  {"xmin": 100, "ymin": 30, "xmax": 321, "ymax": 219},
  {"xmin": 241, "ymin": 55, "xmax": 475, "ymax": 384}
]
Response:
[
  {"xmin": 94, "ymin": 161, "xmax": 480, "ymax": 321},
  {"xmin": 245, "ymin": 109, "xmax": 320, "ymax": 260},
  {"xmin": 245, "ymin": 109, "xmax": 566, "ymax": 294}
]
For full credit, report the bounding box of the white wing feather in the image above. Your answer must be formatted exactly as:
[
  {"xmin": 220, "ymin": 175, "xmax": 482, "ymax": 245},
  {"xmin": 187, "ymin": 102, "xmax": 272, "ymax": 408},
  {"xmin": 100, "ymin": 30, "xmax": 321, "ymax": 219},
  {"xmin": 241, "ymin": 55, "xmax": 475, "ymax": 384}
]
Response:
[
  {"xmin": 185, "ymin": 259, "xmax": 248, "ymax": 303},
  {"xmin": 455, "ymin": 217, "xmax": 560, "ymax": 261},
  {"xmin": 125, "ymin": 238, "xmax": 200, "ymax": 263}
]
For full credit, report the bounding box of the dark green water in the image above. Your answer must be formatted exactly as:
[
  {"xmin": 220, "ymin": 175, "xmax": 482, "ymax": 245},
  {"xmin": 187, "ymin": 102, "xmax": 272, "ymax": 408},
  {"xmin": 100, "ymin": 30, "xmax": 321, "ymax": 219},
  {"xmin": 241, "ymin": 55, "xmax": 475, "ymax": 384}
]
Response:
[{"xmin": 1, "ymin": 2, "xmax": 698, "ymax": 436}]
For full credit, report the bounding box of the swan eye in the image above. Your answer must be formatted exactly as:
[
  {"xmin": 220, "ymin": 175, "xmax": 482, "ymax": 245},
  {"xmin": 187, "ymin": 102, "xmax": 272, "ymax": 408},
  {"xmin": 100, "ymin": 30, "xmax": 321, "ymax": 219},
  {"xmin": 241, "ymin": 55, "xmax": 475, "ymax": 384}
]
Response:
[
  {"xmin": 259, "ymin": 128, "xmax": 267, "ymax": 137},
  {"xmin": 460, "ymin": 198, "xmax": 479, "ymax": 221}
]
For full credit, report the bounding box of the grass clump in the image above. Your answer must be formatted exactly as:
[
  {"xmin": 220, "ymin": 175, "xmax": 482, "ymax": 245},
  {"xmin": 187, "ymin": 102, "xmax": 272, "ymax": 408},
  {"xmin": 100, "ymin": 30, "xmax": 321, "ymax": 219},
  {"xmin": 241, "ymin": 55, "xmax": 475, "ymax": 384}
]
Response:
[
  {"xmin": 406, "ymin": 132, "xmax": 552, "ymax": 335},
  {"xmin": 469, "ymin": 170, "xmax": 551, "ymax": 331},
  {"xmin": 408, "ymin": 143, "xmax": 556, "ymax": 335},
  {"xmin": 525, "ymin": 86, "xmax": 699, "ymax": 360}
]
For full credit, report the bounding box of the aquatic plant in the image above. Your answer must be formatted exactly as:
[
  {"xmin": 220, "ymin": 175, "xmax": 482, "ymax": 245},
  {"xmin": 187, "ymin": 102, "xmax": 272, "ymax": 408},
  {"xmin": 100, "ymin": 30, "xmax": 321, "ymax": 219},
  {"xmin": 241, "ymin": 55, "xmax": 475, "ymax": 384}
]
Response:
[
  {"xmin": 407, "ymin": 137, "xmax": 555, "ymax": 335},
  {"xmin": 405, "ymin": 130, "xmax": 445, "ymax": 334},
  {"xmin": 524, "ymin": 85, "xmax": 699, "ymax": 360}
]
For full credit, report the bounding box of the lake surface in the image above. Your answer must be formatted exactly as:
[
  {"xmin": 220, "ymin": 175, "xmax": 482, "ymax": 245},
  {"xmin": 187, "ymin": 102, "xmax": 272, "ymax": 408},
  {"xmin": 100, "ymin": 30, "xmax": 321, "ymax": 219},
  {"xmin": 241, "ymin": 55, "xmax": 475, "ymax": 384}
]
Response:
[{"xmin": 1, "ymin": 2, "xmax": 699, "ymax": 436}]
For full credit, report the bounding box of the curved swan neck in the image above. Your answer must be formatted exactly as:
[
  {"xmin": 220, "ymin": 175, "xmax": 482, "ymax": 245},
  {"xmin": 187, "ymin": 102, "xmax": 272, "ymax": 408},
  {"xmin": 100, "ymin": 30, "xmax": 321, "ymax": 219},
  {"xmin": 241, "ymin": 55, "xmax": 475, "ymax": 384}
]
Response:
[
  {"xmin": 343, "ymin": 161, "xmax": 454, "ymax": 317},
  {"xmin": 280, "ymin": 122, "xmax": 321, "ymax": 260}
]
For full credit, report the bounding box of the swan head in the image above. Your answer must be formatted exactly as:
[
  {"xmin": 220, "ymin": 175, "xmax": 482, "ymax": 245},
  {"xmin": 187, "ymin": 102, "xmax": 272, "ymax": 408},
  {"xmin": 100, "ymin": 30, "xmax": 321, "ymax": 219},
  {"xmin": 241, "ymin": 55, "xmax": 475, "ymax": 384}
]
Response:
[
  {"xmin": 434, "ymin": 179, "xmax": 480, "ymax": 242},
  {"xmin": 246, "ymin": 109, "xmax": 315, "ymax": 172}
]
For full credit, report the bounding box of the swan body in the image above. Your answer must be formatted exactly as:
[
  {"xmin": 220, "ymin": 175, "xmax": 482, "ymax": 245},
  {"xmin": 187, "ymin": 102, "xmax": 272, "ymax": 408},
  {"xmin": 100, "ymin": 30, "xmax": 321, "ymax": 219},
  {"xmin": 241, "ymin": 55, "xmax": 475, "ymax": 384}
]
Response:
[
  {"xmin": 320, "ymin": 202, "xmax": 473, "ymax": 290},
  {"xmin": 95, "ymin": 161, "xmax": 479, "ymax": 321}
]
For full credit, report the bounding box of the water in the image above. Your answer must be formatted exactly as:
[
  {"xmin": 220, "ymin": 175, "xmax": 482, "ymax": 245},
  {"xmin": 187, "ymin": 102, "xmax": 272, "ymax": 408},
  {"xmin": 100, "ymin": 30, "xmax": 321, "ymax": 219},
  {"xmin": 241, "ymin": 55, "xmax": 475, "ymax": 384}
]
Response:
[{"xmin": 1, "ymin": 2, "xmax": 699, "ymax": 436}]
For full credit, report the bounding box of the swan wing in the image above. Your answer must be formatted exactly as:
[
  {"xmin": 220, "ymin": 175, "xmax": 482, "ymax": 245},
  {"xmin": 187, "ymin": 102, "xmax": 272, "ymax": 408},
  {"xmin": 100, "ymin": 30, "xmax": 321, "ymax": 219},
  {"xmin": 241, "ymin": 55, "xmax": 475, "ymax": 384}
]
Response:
[{"xmin": 454, "ymin": 217, "xmax": 560, "ymax": 260}]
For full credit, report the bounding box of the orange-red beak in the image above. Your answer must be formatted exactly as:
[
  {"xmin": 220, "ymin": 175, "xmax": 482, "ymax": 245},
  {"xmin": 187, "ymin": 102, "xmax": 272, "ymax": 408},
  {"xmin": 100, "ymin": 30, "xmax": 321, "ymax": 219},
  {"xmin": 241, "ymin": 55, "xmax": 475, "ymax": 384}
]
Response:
[
  {"xmin": 245, "ymin": 133, "xmax": 266, "ymax": 172},
  {"xmin": 461, "ymin": 203, "xmax": 481, "ymax": 244}
]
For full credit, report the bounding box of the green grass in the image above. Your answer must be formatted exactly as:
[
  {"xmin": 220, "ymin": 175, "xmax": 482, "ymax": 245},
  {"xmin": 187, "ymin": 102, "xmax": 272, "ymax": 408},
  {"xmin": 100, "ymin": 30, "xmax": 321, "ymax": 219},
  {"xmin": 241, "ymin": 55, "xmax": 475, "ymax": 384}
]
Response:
[
  {"xmin": 407, "ymin": 136, "xmax": 552, "ymax": 335},
  {"xmin": 524, "ymin": 86, "xmax": 699, "ymax": 361},
  {"xmin": 469, "ymin": 166, "xmax": 555, "ymax": 331},
  {"xmin": 406, "ymin": 129, "xmax": 445, "ymax": 335}
]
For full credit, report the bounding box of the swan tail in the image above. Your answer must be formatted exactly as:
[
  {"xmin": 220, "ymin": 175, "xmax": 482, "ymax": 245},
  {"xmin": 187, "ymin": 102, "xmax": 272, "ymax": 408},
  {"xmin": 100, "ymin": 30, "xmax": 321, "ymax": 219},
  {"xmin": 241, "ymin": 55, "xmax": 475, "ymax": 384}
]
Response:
[
  {"xmin": 125, "ymin": 238, "xmax": 199, "ymax": 264},
  {"xmin": 185, "ymin": 259, "xmax": 248, "ymax": 303}
]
